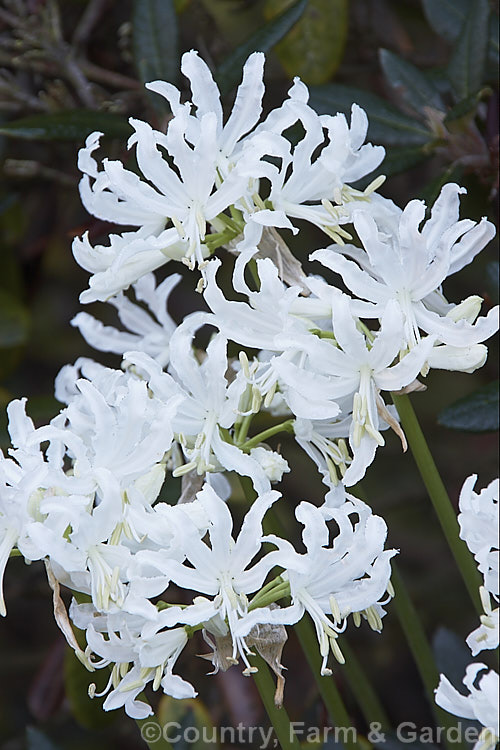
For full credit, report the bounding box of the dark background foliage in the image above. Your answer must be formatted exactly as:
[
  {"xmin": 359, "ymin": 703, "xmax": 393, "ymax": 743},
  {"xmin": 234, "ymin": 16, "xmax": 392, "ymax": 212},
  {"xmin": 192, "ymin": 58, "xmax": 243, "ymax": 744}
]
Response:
[{"xmin": 0, "ymin": 1, "xmax": 498, "ymax": 748}]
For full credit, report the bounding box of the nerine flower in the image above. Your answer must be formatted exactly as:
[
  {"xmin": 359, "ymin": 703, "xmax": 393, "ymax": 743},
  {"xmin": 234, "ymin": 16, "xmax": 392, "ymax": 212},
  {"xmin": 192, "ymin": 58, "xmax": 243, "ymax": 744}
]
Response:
[
  {"xmin": 312, "ymin": 184, "xmax": 498, "ymax": 360},
  {"xmin": 134, "ymin": 483, "xmax": 281, "ymax": 673},
  {"xmin": 435, "ymin": 664, "xmax": 499, "ymax": 750},
  {"xmin": 276, "ymin": 294, "xmax": 435, "ymax": 484},
  {"xmin": 124, "ymin": 315, "xmax": 277, "ymax": 494},
  {"xmin": 70, "ymin": 603, "xmax": 195, "ymax": 718},
  {"xmin": 239, "ymin": 495, "xmax": 396, "ymax": 675},
  {"xmin": 74, "ymin": 52, "xmax": 266, "ymax": 301},
  {"xmin": 458, "ymin": 475, "xmax": 499, "ymax": 598},
  {"xmin": 72, "ymin": 272, "xmax": 181, "ymax": 367},
  {"xmin": 241, "ymin": 80, "xmax": 385, "ymax": 239}
]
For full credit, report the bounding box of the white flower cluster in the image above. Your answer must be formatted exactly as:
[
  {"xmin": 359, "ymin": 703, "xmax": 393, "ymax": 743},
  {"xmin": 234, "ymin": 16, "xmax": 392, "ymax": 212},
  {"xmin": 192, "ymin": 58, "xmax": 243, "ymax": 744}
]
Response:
[
  {"xmin": 1, "ymin": 51, "xmax": 498, "ymax": 720},
  {"xmin": 435, "ymin": 476, "xmax": 499, "ymax": 749}
]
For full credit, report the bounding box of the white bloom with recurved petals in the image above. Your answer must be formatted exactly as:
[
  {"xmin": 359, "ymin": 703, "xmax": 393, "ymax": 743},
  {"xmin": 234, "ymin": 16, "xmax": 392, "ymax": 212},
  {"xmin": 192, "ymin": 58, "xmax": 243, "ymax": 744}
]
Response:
[
  {"xmin": 312, "ymin": 184, "xmax": 498, "ymax": 356},
  {"xmin": 72, "ymin": 272, "xmax": 181, "ymax": 367},
  {"xmin": 435, "ymin": 664, "xmax": 499, "ymax": 750},
  {"xmin": 239, "ymin": 495, "xmax": 396, "ymax": 675},
  {"xmin": 458, "ymin": 475, "xmax": 499, "ymax": 597}
]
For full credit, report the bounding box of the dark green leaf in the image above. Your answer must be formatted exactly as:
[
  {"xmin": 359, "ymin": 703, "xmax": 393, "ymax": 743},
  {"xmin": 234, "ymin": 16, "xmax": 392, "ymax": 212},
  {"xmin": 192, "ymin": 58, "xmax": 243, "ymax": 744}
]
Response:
[
  {"xmin": 444, "ymin": 90, "xmax": 484, "ymax": 122},
  {"xmin": 132, "ymin": 0, "xmax": 179, "ymax": 112},
  {"xmin": 432, "ymin": 628, "xmax": 473, "ymax": 692},
  {"xmin": 214, "ymin": 0, "xmax": 308, "ymax": 97},
  {"xmin": 158, "ymin": 695, "xmax": 221, "ymax": 750},
  {"xmin": 485, "ymin": 261, "xmax": 499, "ymax": 304},
  {"xmin": 419, "ymin": 163, "xmax": 464, "ymax": 206},
  {"xmin": 0, "ymin": 111, "xmax": 132, "ymax": 141},
  {"xmin": 438, "ymin": 380, "xmax": 499, "ymax": 433},
  {"xmin": 447, "ymin": 0, "xmax": 490, "ymax": 102},
  {"xmin": 423, "ymin": 0, "xmax": 498, "ymax": 63},
  {"xmin": 381, "ymin": 145, "xmax": 430, "ymax": 176},
  {"xmin": 309, "ymin": 84, "xmax": 433, "ymax": 145},
  {"xmin": 379, "ymin": 49, "xmax": 444, "ymax": 114},
  {"xmin": 265, "ymin": 0, "xmax": 348, "ymax": 85},
  {"xmin": 0, "ymin": 289, "xmax": 29, "ymax": 348},
  {"xmin": 422, "ymin": 0, "xmax": 469, "ymax": 42}
]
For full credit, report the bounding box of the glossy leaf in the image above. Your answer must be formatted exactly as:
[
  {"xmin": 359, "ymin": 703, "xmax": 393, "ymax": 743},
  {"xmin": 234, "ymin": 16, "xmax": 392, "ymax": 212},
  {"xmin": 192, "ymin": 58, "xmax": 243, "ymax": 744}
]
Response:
[
  {"xmin": 423, "ymin": 0, "xmax": 498, "ymax": 63},
  {"xmin": 379, "ymin": 49, "xmax": 444, "ymax": 113},
  {"xmin": 432, "ymin": 627, "xmax": 473, "ymax": 693},
  {"xmin": 444, "ymin": 91, "xmax": 485, "ymax": 123},
  {"xmin": 380, "ymin": 145, "xmax": 430, "ymax": 176},
  {"xmin": 0, "ymin": 290, "xmax": 30, "ymax": 348},
  {"xmin": 158, "ymin": 695, "xmax": 220, "ymax": 749},
  {"xmin": 0, "ymin": 111, "xmax": 132, "ymax": 141},
  {"xmin": 419, "ymin": 163, "xmax": 464, "ymax": 206},
  {"xmin": 214, "ymin": 0, "xmax": 307, "ymax": 97},
  {"xmin": 422, "ymin": 0, "xmax": 469, "ymax": 42},
  {"xmin": 447, "ymin": 0, "xmax": 490, "ymax": 102},
  {"xmin": 264, "ymin": 0, "xmax": 348, "ymax": 85},
  {"xmin": 437, "ymin": 381, "xmax": 499, "ymax": 433},
  {"xmin": 309, "ymin": 84, "xmax": 433, "ymax": 145},
  {"xmin": 133, "ymin": 0, "xmax": 179, "ymax": 112}
]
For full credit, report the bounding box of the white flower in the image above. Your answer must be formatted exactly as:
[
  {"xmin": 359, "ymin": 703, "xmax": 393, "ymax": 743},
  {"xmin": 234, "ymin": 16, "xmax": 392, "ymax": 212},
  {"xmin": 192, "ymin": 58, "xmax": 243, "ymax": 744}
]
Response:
[
  {"xmin": 0, "ymin": 400, "xmax": 58, "ymax": 615},
  {"xmin": 71, "ymin": 603, "xmax": 195, "ymax": 717},
  {"xmin": 34, "ymin": 372, "xmax": 178, "ymax": 493},
  {"xmin": 72, "ymin": 272, "xmax": 181, "ymax": 367},
  {"xmin": 467, "ymin": 588, "xmax": 499, "ymax": 656},
  {"xmin": 312, "ymin": 184, "xmax": 498, "ymax": 356},
  {"xmin": 147, "ymin": 49, "xmax": 265, "ymax": 176},
  {"xmin": 72, "ymin": 226, "xmax": 185, "ymax": 304},
  {"xmin": 240, "ymin": 495, "xmax": 396, "ymax": 675},
  {"xmin": 240, "ymin": 81, "xmax": 385, "ymax": 239},
  {"xmin": 435, "ymin": 664, "xmax": 499, "ymax": 750},
  {"xmin": 277, "ymin": 294, "xmax": 435, "ymax": 484},
  {"xmin": 203, "ymin": 255, "xmax": 347, "ymax": 419},
  {"xmin": 74, "ymin": 52, "xmax": 267, "ymax": 300},
  {"xmin": 135, "ymin": 483, "xmax": 281, "ymax": 673},
  {"xmin": 249, "ymin": 446, "xmax": 290, "ymax": 483},
  {"xmin": 125, "ymin": 315, "xmax": 275, "ymax": 494},
  {"xmin": 458, "ymin": 475, "xmax": 499, "ymax": 597}
]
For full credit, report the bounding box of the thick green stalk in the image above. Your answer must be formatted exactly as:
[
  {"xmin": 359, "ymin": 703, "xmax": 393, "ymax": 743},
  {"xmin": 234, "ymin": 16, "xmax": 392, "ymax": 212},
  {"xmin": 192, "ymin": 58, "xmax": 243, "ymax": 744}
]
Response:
[
  {"xmin": 392, "ymin": 393, "xmax": 481, "ymax": 612},
  {"xmin": 249, "ymin": 654, "xmax": 302, "ymax": 750},
  {"xmin": 295, "ymin": 618, "xmax": 358, "ymax": 750},
  {"xmin": 391, "ymin": 564, "xmax": 467, "ymax": 750},
  {"xmin": 337, "ymin": 638, "xmax": 390, "ymax": 730}
]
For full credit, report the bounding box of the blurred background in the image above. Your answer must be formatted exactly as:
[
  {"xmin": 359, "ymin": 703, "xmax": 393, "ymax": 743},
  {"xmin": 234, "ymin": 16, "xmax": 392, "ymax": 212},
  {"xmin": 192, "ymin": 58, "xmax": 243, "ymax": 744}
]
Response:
[{"xmin": 0, "ymin": 0, "xmax": 498, "ymax": 748}]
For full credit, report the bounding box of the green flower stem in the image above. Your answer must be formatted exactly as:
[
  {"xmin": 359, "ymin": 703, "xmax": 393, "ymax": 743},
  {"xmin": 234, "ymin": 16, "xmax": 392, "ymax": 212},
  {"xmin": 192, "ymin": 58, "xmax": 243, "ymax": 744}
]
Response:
[
  {"xmin": 391, "ymin": 564, "xmax": 467, "ymax": 750},
  {"xmin": 236, "ymin": 412, "xmax": 254, "ymax": 444},
  {"xmin": 135, "ymin": 706, "xmax": 173, "ymax": 750},
  {"xmin": 249, "ymin": 654, "xmax": 302, "ymax": 750},
  {"xmin": 295, "ymin": 617, "xmax": 359, "ymax": 750},
  {"xmin": 248, "ymin": 581, "xmax": 290, "ymax": 611},
  {"xmin": 337, "ymin": 638, "xmax": 391, "ymax": 730},
  {"xmin": 392, "ymin": 393, "xmax": 481, "ymax": 613},
  {"xmin": 242, "ymin": 419, "xmax": 295, "ymax": 452}
]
